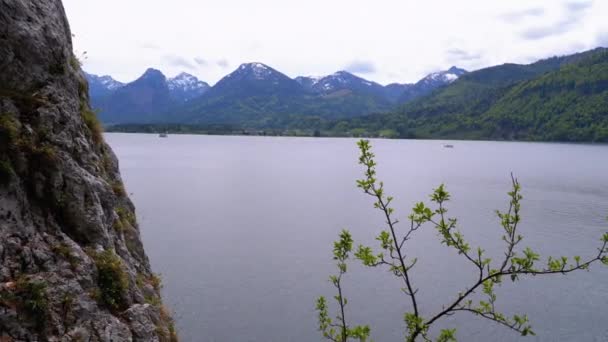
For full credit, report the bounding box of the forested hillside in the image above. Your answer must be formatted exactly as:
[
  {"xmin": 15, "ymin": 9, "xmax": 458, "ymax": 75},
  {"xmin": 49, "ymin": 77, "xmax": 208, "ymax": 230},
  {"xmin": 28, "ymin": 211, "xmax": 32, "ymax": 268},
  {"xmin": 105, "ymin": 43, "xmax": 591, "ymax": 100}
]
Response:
[{"xmin": 331, "ymin": 48, "xmax": 608, "ymax": 142}]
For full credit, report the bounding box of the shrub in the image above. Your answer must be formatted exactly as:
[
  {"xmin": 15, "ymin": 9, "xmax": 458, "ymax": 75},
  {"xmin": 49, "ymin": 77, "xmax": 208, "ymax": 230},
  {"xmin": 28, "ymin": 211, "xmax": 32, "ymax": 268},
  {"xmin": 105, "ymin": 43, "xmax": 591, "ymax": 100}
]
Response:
[
  {"xmin": 0, "ymin": 113, "xmax": 19, "ymax": 146},
  {"xmin": 136, "ymin": 273, "xmax": 162, "ymax": 292},
  {"xmin": 94, "ymin": 249, "xmax": 129, "ymax": 311},
  {"xmin": 81, "ymin": 106, "xmax": 103, "ymax": 145},
  {"xmin": 0, "ymin": 159, "xmax": 13, "ymax": 185},
  {"xmin": 113, "ymin": 219, "xmax": 125, "ymax": 233},
  {"xmin": 149, "ymin": 273, "xmax": 162, "ymax": 292},
  {"xmin": 52, "ymin": 243, "xmax": 80, "ymax": 269},
  {"xmin": 101, "ymin": 152, "xmax": 114, "ymax": 174},
  {"xmin": 78, "ymin": 76, "xmax": 88, "ymax": 99},
  {"xmin": 163, "ymin": 306, "xmax": 179, "ymax": 342},
  {"xmin": 17, "ymin": 141, "xmax": 58, "ymax": 169},
  {"xmin": 61, "ymin": 293, "xmax": 75, "ymax": 317},
  {"xmin": 70, "ymin": 53, "xmax": 85, "ymax": 71},
  {"xmin": 116, "ymin": 206, "xmax": 136, "ymax": 227},
  {"xmin": 144, "ymin": 293, "xmax": 161, "ymax": 306},
  {"xmin": 112, "ymin": 181, "xmax": 126, "ymax": 197},
  {"xmin": 15, "ymin": 278, "xmax": 48, "ymax": 329},
  {"xmin": 169, "ymin": 322, "xmax": 179, "ymax": 342},
  {"xmin": 49, "ymin": 61, "xmax": 66, "ymax": 76}
]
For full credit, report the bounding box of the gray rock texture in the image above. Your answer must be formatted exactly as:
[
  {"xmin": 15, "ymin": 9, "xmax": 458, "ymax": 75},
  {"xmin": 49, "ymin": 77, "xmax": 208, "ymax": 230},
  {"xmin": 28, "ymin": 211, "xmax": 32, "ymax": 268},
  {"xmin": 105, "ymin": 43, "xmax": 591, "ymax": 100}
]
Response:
[{"xmin": 0, "ymin": 1, "xmax": 176, "ymax": 341}]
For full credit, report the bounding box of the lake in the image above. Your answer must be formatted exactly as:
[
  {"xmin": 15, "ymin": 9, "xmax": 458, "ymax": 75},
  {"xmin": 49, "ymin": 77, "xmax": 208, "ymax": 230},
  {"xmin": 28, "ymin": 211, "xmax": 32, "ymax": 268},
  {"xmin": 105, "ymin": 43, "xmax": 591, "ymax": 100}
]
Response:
[{"xmin": 105, "ymin": 133, "xmax": 608, "ymax": 342}]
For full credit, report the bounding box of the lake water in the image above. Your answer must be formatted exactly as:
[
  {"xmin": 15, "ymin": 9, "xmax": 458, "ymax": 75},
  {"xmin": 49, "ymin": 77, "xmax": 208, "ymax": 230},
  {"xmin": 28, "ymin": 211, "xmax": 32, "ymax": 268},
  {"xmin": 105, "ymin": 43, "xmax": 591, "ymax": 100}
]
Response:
[{"xmin": 105, "ymin": 133, "xmax": 608, "ymax": 342}]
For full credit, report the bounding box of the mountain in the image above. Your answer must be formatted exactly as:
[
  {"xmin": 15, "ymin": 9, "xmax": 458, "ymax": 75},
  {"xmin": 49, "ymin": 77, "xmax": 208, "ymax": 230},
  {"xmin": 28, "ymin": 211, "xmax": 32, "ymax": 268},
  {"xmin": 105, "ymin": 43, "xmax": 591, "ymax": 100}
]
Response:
[
  {"xmin": 307, "ymin": 71, "xmax": 386, "ymax": 96},
  {"xmin": 88, "ymin": 69, "xmax": 211, "ymax": 124},
  {"xmin": 397, "ymin": 66, "xmax": 467, "ymax": 103},
  {"xmin": 294, "ymin": 69, "xmax": 464, "ymax": 105},
  {"xmin": 294, "ymin": 75, "xmax": 323, "ymax": 90},
  {"xmin": 98, "ymin": 48, "xmax": 608, "ymax": 141},
  {"xmin": 333, "ymin": 48, "xmax": 608, "ymax": 142},
  {"xmin": 384, "ymin": 83, "xmax": 414, "ymax": 102},
  {"xmin": 295, "ymin": 67, "xmax": 467, "ymax": 104},
  {"xmin": 481, "ymin": 50, "xmax": 608, "ymax": 141},
  {"xmin": 167, "ymin": 72, "xmax": 210, "ymax": 101},
  {"xmin": 207, "ymin": 62, "xmax": 305, "ymax": 98},
  {"xmin": 170, "ymin": 63, "xmax": 401, "ymax": 126},
  {"xmin": 89, "ymin": 62, "xmax": 469, "ymax": 127},
  {"xmin": 417, "ymin": 66, "xmax": 466, "ymax": 87},
  {"xmin": 84, "ymin": 72, "xmax": 124, "ymax": 108},
  {"xmin": 95, "ymin": 68, "xmax": 173, "ymax": 124},
  {"xmin": 171, "ymin": 62, "xmax": 310, "ymax": 124}
]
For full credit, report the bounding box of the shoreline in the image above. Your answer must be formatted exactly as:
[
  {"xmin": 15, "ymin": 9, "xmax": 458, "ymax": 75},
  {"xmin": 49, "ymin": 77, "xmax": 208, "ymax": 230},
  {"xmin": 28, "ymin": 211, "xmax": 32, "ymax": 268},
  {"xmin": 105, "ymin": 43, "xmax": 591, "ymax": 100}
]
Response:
[{"xmin": 103, "ymin": 130, "xmax": 608, "ymax": 146}]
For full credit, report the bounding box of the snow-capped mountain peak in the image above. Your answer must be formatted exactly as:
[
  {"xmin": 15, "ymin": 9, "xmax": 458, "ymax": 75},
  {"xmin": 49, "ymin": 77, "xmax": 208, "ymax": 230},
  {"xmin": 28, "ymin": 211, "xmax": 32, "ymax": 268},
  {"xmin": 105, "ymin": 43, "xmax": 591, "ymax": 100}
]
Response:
[
  {"xmin": 294, "ymin": 76, "xmax": 323, "ymax": 90},
  {"xmin": 166, "ymin": 72, "xmax": 210, "ymax": 101},
  {"xmin": 84, "ymin": 72, "xmax": 124, "ymax": 90},
  {"xmin": 419, "ymin": 66, "xmax": 467, "ymax": 86},
  {"xmin": 304, "ymin": 70, "xmax": 381, "ymax": 93},
  {"xmin": 168, "ymin": 72, "xmax": 209, "ymax": 92},
  {"xmin": 97, "ymin": 75, "xmax": 123, "ymax": 90},
  {"xmin": 84, "ymin": 72, "xmax": 125, "ymax": 98},
  {"xmin": 233, "ymin": 62, "xmax": 276, "ymax": 80}
]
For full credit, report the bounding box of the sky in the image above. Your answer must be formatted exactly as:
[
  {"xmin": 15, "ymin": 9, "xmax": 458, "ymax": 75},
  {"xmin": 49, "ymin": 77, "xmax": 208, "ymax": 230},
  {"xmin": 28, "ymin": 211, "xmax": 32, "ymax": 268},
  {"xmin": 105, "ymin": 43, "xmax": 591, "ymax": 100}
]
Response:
[{"xmin": 63, "ymin": 0, "xmax": 608, "ymax": 86}]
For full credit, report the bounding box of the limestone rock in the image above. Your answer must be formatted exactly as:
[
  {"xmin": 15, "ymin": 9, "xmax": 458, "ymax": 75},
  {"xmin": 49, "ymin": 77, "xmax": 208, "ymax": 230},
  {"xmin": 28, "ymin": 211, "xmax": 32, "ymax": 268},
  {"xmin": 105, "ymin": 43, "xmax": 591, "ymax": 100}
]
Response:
[{"xmin": 0, "ymin": 1, "xmax": 176, "ymax": 340}]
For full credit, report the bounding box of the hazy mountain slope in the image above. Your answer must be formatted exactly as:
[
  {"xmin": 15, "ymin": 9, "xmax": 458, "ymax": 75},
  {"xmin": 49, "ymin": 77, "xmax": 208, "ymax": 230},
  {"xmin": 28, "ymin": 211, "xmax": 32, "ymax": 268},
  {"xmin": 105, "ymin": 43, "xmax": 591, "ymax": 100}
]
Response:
[
  {"xmin": 96, "ymin": 68, "xmax": 174, "ymax": 124},
  {"xmin": 88, "ymin": 70, "xmax": 209, "ymax": 124}
]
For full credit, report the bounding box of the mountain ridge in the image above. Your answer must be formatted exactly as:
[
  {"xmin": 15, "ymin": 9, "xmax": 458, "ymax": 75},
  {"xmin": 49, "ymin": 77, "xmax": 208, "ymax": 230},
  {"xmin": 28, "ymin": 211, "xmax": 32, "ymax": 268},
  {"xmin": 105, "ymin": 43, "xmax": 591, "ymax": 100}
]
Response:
[
  {"xmin": 88, "ymin": 64, "xmax": 464, "ymax": 125},
  {"xmin": 331, "ymin": 47, "xmax": 608, "ymax": 142}
]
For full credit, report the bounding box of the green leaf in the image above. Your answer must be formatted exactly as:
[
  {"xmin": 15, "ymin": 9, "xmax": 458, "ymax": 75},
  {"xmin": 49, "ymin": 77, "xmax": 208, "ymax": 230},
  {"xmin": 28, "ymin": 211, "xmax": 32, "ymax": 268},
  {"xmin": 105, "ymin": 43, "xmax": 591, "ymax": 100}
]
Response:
[
  {"xmin": 355, "ymin": 245, "xmax": 378, "ymax": 266},
  {"xmin": 333, "ymin": 230, "xmax": 354, "ymax": 261},
  {"xmin": 436, "ymin": 328, "xmax": 457, "ymax": 342}
]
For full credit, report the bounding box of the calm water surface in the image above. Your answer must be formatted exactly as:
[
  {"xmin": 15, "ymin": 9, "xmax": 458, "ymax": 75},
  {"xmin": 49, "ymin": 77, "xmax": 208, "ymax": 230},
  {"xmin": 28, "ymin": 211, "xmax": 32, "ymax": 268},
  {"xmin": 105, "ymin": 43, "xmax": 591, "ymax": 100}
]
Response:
[{"xmin": 105, "ymin": 133, "xmax": 608, "ymax": 342}]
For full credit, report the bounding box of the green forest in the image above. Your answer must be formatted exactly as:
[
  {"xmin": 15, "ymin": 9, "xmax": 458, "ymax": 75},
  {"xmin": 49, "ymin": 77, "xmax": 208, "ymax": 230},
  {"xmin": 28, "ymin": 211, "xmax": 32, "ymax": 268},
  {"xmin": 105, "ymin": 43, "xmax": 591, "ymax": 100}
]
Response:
[{"xmin": 322, "ymin": 48, "xmax": 608, "ymax": 142}]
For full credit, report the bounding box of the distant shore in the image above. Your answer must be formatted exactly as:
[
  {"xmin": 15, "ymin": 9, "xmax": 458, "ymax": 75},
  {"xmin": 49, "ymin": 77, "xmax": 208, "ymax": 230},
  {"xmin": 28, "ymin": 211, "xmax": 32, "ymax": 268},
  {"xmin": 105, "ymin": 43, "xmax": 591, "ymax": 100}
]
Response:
[{"xmin": 104, "ymin": 125, "xmax": 608, "ymax": 144}]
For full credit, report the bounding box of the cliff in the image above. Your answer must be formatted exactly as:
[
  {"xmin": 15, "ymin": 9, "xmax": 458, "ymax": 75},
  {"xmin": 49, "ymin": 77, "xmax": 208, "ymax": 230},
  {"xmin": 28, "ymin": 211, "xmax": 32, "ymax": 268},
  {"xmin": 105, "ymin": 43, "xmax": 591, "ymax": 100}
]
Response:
[{"xmin": 0, "ymin": 1, "xmax": 176, "ymax": 340}]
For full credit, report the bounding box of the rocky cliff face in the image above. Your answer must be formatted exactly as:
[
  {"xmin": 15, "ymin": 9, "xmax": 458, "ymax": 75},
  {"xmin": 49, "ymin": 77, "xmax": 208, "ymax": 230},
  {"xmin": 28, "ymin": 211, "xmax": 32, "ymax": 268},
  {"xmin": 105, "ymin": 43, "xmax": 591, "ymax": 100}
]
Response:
[{"xmin": 0, "ymin": 1, "xmax": 176, "ymax": 341}]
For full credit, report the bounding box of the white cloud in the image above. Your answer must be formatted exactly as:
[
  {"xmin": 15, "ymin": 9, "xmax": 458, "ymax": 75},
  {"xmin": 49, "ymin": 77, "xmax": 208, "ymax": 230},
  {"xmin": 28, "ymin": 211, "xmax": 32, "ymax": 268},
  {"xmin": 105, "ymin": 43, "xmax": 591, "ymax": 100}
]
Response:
[
  {"xmin": 519, "ymin": 0, "xmax": 593, "ymax": 40},
  {"xmin": 498, "ymin": 7, "xmax": 545, "ymax": 23},
  {"xmin": 194, "ymin": 57, "xmax": 207, "ymax": 66},
  {"xmin": 216, "ymin": 59, "xmax": 229, "ymax": 68},
  {"xmin": 162, "ymin": 55, "xmax": 196, "ymax": 70},
  {"xmin": 344, "ymin": 60, "xmax": 376, "ymax": 74},
  {"xmin": 63, "ymin": 0, "xmax": 608, "ymax": 85}
]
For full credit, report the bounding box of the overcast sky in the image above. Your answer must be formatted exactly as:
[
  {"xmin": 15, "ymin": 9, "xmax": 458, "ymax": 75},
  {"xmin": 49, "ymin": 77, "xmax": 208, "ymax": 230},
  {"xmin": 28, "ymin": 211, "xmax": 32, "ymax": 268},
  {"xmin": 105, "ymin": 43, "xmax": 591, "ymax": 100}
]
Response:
[{"xmin": 63, "ymin": 0, "xmax": 608, "ymax": 85}]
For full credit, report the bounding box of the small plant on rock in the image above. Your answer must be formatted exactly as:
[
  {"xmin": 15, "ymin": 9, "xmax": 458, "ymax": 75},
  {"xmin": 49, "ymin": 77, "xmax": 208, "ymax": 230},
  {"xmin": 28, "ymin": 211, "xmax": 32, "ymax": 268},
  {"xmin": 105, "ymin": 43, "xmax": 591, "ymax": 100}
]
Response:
[
  {"xmin": 94, "ymin": 249, "xmax": 129, "ymax": 311},
  {"xmin": 14, "ymin": 278, "xmax": 49, "ymax": 330}
]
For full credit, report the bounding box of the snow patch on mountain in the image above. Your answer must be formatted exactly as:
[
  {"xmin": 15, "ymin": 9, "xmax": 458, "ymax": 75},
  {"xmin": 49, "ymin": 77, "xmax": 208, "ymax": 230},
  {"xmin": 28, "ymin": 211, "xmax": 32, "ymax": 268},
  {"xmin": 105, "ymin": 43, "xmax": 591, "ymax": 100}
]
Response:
[
  {"xmin": 303, "ymin": 76, "xmax": 322, "ymax": 85},
  {"xmin": 168, "ymin": 72, "xmax": 209, "ymax": 92},
  {"xmin": 444, "ymin": 73, "xmax": 459, "ymax": 82},
  {"xmin": 85, "ymin": 72, "xmax": 124, "ymax": 91},
  {"xmin": 99, "ymin": 76, "xmax": 124, "ymax": 90},
  {"xmin": 419, "ymin": 67, "xmax": 467, "ymax": 86},
  {"xmin": 237, "ymin": 62, "xmax": 275, "ymax": 79}
]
